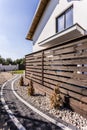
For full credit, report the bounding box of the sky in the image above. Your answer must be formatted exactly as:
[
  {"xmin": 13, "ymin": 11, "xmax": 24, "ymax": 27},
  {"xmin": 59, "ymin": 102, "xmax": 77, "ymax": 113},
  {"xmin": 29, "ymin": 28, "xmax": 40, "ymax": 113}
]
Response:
[{"xmin": 0, "ymin": 0, "xmax": 39, "ymax": 60}]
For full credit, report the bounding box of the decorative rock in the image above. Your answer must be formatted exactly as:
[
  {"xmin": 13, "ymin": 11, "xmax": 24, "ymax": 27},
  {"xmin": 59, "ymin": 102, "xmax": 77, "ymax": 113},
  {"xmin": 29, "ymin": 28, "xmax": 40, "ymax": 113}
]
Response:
[{"xmin": 15, "ymin": 80, "xmax": 87, "ymax": 130}]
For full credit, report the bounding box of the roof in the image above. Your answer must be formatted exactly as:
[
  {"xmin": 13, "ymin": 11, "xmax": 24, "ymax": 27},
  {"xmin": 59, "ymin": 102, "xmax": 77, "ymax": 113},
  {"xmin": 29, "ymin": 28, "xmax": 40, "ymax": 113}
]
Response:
[{"xmin": 26, "ymin": 0, "xmax": 50, "ymax": 40}]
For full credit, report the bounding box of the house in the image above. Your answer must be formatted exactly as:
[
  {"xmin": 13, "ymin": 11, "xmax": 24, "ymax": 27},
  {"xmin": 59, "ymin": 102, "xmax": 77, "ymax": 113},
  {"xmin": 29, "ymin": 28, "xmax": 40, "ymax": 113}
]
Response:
[
  {"xmin": 25, "ymin": 0, "xmax": 87, "ymax": 117},
  {"xmin": 26, "ymin": 0, "xmax": 87, "ymax": 52}
]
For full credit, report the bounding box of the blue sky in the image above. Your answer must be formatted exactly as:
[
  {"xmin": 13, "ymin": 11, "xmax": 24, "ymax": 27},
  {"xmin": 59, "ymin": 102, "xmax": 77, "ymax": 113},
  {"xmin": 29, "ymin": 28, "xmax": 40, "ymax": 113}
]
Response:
[{"xmin": 0, "ymin": 0, "xmax": 39, "ymax": 60}]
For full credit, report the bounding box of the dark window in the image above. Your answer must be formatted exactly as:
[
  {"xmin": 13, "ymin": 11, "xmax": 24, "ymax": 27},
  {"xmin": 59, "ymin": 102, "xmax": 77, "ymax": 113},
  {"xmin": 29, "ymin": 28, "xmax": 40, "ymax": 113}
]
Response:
[
  {"xmin": 56, "ymin": 6, "xmax": 73, "ymax": 33},
  {"xmin": 57, "ymin": 15, "xmax": 64, "ymax": 32}
]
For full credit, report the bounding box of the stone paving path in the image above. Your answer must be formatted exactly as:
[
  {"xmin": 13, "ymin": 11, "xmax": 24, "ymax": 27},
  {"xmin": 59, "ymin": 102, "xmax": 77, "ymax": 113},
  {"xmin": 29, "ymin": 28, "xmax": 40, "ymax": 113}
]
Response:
[
  {"xmin": 1, "ymin": 76, "xmax": 63, "ymax": 130},
  {"xmin": 0, "ymin": 72, "xmax": 14, "ymax": 130}
]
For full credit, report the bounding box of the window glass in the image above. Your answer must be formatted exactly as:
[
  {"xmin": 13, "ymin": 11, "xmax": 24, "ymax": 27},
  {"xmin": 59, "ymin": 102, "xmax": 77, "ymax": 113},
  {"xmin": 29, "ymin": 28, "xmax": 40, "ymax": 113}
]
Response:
[
  {"xmin": 57, "ymin": 15, "xmax": 64, "ymax": 32},
  {"xmin": 66, "ymin": 8, "xmax": 73, "ymax": 28}
]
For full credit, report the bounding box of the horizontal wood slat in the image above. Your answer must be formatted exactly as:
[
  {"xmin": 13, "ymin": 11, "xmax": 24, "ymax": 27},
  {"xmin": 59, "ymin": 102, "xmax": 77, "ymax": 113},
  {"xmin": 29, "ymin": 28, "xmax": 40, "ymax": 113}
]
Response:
[
  {"xmin": 26, "ymin": 75, "xmax": 42, "ymax": 84},
  {"xmin": 26, "ymin": 73, "xmax": 42, "ymax": 80},
  {"xmin": 44, "ymin": 80, "xmax": 86, "ymax": 95},
  {"xmin": 44, "ymin": 70, "xmax": 87, "ymax": 80},
  {"xmin": 44, "ymin": 74, "xmax": 87, "ymax": 87},
  {"xmin": 44, "ymin": 39, "xmax": 87, "ymax": 54},
  {"xmin": 44, "ymin": 51, "xmax": 87, "ymax": 61},
  {"xmin": 44, "ymin": 59, "xmax": 87, "ymax": 65},
  {"xmin": 26, "ymin": 68, "xmax": 42, "ymax": 72},
  {"xmin": 26, "ymin": 71, "xmax": 42, "ymax": 77},
  {"xmin": 26, "ymin": 65, "xmax": 42, "ymax": 69},
  {"xmin": 44, "ymin": 66, "xmax": 87, "ymax": 72}
]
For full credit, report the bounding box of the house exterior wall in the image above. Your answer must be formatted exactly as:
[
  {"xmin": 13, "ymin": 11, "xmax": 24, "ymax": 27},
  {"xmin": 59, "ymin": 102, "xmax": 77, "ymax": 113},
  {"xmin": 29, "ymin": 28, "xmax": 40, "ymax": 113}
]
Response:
[
  {"xmin": 74, "ymin": 0, "xmax": 87, "ymax": 31},
  {"xmin": 33, "ymin": 0, "xmax": 87, "ymax": 52}
]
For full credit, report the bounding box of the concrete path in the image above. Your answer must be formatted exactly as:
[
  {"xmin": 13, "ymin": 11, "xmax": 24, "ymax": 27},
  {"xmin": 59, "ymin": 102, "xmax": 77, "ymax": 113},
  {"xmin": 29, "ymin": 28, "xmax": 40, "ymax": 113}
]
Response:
[{"xmin": 0, "ymin": 76, "xmax": 63, "ymax": 130}]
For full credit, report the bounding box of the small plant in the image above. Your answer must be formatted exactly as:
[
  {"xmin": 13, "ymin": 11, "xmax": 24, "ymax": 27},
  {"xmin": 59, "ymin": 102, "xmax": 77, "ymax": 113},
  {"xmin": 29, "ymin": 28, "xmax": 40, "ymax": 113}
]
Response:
[
  {"xmin": 50, "ymin": 84, "xmax": 63, "ymax": 109},
  {"xmin": 28, "ymin": 80, "xmax": 35, "ymax": 96},
  {"xmin": 19, "ymin": 76, "xmax": 24, "ymax": 86}
]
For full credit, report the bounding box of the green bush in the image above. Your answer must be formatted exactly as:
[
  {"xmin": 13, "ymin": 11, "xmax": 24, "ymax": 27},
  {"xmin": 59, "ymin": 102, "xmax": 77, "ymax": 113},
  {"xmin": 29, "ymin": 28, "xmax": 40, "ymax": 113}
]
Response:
[
  {"xmin": 28, "ymin": 80, "xmax": 35, "ymax": 96},
  {"xmin": 50, "ymin": 84, "xmax": 63, "ymax": 109},
  {"xmin": 19, "ymin": 76, "xmax": 24, "ymax": 86}
]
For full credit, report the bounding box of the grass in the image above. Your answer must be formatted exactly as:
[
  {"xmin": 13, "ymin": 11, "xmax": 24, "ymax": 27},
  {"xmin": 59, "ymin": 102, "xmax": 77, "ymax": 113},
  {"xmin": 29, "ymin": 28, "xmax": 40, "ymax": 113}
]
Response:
[{"xmin": 11, "ymin": 70, "xmax": 25, "ymax": 74}]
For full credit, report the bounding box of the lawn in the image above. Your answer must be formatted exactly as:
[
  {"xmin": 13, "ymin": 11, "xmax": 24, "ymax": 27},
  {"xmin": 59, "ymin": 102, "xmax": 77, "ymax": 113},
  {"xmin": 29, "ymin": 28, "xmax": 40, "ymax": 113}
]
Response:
[{"xmin": 11, "ymin": 70, "xmax": 25, "ymax": 74}]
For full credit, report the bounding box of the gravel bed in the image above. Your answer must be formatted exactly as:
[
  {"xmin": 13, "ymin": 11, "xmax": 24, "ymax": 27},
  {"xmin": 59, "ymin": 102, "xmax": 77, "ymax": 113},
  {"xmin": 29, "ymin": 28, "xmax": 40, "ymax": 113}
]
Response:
[
  {"xmin": 0, "ymin": 72, "xmax": 13, "ymax": 85},
  {"xmin": 14, "ymin": 80, "xmax": 87, "ymax": 130}
]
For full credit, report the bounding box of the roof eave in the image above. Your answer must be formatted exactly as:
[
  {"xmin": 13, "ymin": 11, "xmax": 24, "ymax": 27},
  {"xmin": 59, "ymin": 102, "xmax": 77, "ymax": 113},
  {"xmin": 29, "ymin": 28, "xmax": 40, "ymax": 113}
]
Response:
[{"xmin": 26, "ymin": 0, "xmax": 50, "ymax": 40}]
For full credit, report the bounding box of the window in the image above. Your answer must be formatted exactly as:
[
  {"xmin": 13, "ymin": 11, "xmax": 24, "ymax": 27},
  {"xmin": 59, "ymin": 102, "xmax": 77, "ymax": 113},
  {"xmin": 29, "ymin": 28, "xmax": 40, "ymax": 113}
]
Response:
[
  {"xmin": 56, "ymin": 6, "xmax": 73, "ymax": 33},
  {"xmin": 57, "ymin": 15, "xmax": 64, "ymax": 32}
]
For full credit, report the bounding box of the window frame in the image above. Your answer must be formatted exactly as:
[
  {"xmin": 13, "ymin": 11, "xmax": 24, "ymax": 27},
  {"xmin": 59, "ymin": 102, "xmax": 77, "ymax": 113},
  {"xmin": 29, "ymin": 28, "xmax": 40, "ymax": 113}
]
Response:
[{"xmin": 56, "ymin": 6, "xmax": 73, "ymax": 33}]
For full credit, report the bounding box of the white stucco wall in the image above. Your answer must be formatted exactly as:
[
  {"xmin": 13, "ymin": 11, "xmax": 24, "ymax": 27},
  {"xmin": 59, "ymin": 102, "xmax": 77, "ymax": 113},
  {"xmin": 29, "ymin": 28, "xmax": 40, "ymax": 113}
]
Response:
[
  {"xmin": 33, "ymin": 0, "xmax": 87, "ymax": 52},
  {"xmin": 74, "ymin": 0, "xmax": 87, "ymax": 31}
]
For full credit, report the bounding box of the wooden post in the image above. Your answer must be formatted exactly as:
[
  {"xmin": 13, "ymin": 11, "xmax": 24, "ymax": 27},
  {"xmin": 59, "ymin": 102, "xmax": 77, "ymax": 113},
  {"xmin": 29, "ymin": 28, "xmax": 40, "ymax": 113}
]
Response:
[{"xmin": 42, "ymin": 51, "xmax": 44, "ymax": 85}]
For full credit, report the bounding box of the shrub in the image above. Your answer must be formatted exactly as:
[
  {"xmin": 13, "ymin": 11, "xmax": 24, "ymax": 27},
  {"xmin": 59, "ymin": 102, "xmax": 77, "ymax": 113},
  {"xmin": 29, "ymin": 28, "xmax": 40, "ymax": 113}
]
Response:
[
  {"xmin": 28, "ymin": 80, "xmax": 35, "ymax": 96},
  {"xmin": 54, "ymin": 84, "xmax": 60, "ymax": 94},
  {"xmin": 19, "ymin": 76, "xmax": 24, "ymax": 86},
  {"xmin": 50, "ymin": 84, "xmax": 63, "ymax": 109}
]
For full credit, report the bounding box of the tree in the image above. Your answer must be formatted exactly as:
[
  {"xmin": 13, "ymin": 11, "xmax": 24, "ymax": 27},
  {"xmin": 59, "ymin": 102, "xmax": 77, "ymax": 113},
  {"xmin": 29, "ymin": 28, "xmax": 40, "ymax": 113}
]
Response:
[
  {"xmin": 5, "ymin": 58, "xmax": 13, "ymax": 65},
  {"xmin": 0, "ymin": 55, "xmax": 5, "ymax": 64},
  {"xmin": 0, "ymin": 55, "xmax": 25, "ymax": 69},
  {"xmin": 14, "ymin": 58, "xmax": 25, "ymax": 70}
]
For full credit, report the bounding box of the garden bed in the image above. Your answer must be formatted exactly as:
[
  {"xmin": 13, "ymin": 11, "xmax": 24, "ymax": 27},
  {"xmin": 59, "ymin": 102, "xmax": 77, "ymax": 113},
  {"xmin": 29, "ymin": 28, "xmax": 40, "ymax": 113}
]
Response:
[{"xmin": 14, "ymin": 78, "xmax": 87, "ymax": 130}]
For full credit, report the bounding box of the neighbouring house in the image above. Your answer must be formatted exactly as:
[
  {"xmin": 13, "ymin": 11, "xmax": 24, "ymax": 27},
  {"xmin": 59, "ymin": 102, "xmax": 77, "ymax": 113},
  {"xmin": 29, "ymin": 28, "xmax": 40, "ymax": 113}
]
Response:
[
  {"xmin": 0, "ymin": 64, "xmax": 18, "ymax": 71},
  {"xmin": 25, "ymin": 0, "xmax": 87, "ymax": 117}
]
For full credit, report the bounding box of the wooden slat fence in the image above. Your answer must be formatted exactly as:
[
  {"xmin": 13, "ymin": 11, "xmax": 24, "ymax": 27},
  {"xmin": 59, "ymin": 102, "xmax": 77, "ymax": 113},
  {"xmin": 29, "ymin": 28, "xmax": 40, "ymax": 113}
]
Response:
[{"xmin": 25, "ymin": 36, "xmax": 87, "ymax": 117}]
